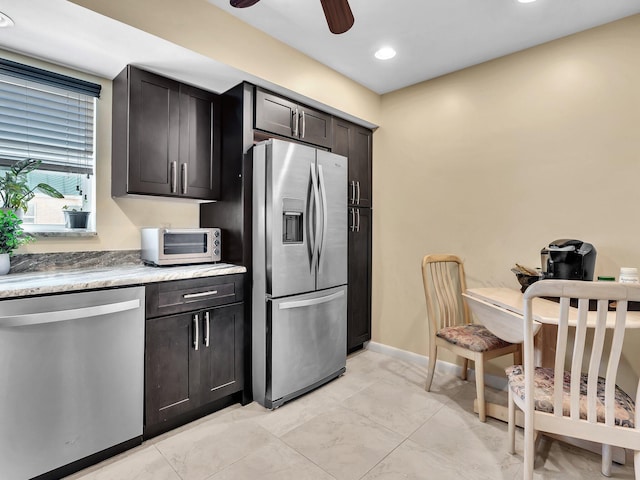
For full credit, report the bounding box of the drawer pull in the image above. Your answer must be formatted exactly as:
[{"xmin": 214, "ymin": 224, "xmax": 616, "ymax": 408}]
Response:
[{"xmin": 183, "ymin": 290, "xmax": 219, "ymax": 300}]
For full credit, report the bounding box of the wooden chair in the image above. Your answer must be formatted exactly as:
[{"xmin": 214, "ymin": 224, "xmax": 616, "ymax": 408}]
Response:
[
  {"xmin": 421, "ymin": 254, "xmax": 520, "ymax": 421},
  {"xmin": 506, "ymin": 280, "xmax": 640, "ymax": 479}
]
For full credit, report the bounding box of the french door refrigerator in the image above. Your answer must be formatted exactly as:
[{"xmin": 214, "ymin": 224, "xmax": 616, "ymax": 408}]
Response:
[{"xmin": 252, "ymin": 139, "xmax": 348, "ymax": 409}]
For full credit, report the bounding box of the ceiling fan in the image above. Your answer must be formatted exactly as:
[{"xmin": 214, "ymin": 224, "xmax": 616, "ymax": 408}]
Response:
[{"xmin": 230, "ymin": 0, "xmax": 355, "ymax": 34}]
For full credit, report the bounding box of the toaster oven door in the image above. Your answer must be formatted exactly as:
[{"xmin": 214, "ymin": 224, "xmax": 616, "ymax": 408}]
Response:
[{"xmin": 159, "ymin": 229, "xmax": 214, "ymax": 264}]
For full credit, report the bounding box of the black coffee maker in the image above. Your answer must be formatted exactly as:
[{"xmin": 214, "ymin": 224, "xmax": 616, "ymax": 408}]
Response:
[{"xmin": 540, "ymin": 239, "xmax": 596, "ymax": 281}]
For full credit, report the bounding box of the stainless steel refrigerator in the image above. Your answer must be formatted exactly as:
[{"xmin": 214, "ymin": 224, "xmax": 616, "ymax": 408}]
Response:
[{"xmin": 252, "ymin": 138, "xmax": 348, "ymax": 409}]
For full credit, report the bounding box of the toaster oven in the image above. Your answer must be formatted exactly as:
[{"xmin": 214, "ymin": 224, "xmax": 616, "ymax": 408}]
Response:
[{"xmin": 141, "ymin": 228, "xmax": 221, "ymax": 266}]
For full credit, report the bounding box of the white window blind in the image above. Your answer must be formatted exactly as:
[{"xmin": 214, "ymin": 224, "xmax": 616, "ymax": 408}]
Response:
[{"xmin": 0, "ymin": 59, "xmax": 100, "ymax": 176}]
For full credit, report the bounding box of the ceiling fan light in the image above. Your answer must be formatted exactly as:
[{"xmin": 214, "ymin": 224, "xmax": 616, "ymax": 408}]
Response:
[
  {"xmin": 0, "ymin": 11, "xmax": 14, "ymax": 28},
  {"xmin": 375, "ymin": 47, "xmax": 396, "ymax": 60}
]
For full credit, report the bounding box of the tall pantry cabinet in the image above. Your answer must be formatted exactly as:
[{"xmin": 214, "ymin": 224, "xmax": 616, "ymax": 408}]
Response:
[{"xmin": 332, "ymin": 119, "xmax": 373, "ymax": 352}]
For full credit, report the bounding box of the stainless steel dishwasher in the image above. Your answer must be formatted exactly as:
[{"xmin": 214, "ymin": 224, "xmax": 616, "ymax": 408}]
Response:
[{"xmin": 0, "ymin": 286, "xmax": 145, "ymax": 480}]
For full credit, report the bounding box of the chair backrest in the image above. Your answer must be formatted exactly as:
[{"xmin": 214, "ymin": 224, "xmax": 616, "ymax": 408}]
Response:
[
  {"xmin": 421, "ymin": 254, "xmax": 470, "ymax": 338},
  {"xmin": 523, "ymin": 280, "xmax": 640, "ymax": 430}
]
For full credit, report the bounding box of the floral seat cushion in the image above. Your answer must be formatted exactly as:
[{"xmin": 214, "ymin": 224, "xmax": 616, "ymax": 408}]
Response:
[
  {"xmin": 436, "ymin": 324, "xmax": 513, "ymax": 353},
  {"xmin": 505, "ymin": 365, "xmax": 635, "ymax": 428}
]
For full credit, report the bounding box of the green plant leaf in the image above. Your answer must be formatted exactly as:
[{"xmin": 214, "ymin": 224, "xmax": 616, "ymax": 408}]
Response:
[
  {"xmin": 0, "ymin": 209, "xmax": 34, "ymax": 255},
  {"xmin": 36, "ymin": 183, "xmax": 64, "ymax": 198}
]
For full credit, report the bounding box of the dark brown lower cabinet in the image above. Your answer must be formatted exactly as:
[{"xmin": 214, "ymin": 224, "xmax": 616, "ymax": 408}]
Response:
[
  {"xmin": 144, "ymin": 275, "xmax": 245, "ymax": 438},
  {"xmin": 200, "ymin": 304, "xmax": 244, "ymax": 403},
  {"xmin": 145, "ymin": 311, "xmax": 200, "ymax": 427},
  {"xmin": 348, "ymin": 207, "xmax": 372, "ymax": 351}
]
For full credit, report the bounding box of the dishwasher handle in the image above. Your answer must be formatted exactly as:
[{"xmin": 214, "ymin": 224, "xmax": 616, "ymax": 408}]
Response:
[{"xmin": 0, "ymin": 298, "xmax": 141, "ymax": 328}]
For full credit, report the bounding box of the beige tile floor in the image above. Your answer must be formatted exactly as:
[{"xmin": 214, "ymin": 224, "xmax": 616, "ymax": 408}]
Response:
[{"xmin": 66, "ymin": 349, "xmax": 635, "ymax": 480}]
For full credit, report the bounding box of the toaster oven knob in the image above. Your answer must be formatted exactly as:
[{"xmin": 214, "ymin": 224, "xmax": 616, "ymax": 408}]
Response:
[
  {"xmin": 214, "ymin": 230, "xmax": 220, "ymax": 237},
  {"xmin": 214, "ymin": 249, "xmax": 220, "ymax": 256},
  {"xmin": 214, "ymin": 239, "xmax": 220, "ymax": 246}
]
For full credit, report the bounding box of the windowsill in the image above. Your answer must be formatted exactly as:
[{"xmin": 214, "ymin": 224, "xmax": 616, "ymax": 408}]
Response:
[{"xmin": 24, "ymin": 225, "xmax": 98, "ymax": 237}]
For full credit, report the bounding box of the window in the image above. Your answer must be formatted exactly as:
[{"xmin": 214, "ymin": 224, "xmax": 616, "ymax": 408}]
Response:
[{"xmin": 0, "ymin": 58, "xmax": 100, "ymax": 233}]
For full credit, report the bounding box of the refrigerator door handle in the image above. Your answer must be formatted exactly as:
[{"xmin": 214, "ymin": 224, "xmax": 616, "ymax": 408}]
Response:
[
  {"xmin": 317, "ymin": 165, "xmax": 328, "ymax": 270},
  {"xmin": 310, "ymin": 163, "xmax": 321, "ymax": 272},
  {"xmin": 278, "ymin": 289, "xmax": 345, "ymax": 310}
]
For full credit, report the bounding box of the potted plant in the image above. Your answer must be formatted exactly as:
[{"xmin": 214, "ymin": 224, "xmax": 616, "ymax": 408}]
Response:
[
  {"xmin": 62, "ymin": 205, "xmax": 91, "ymax": 229},
  {"xmin": 0, "ymin": 209, "xmax": 33, "ymax": 274},
  {"xmin": 0, "ymin": 158, "xmax": 64, "ymax": 214}
]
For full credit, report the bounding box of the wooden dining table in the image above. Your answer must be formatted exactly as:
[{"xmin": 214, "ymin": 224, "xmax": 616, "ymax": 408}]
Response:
[
  {"xmin": 462, "ymin": 286, "xmax": 640, "ymax": 464},
  {"xmin": 464, "ymin": 287, "xmax": 640, "ymax": 367}
]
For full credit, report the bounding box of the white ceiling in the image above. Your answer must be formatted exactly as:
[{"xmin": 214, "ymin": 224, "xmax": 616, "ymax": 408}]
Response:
[
  {"xmin": 208, "ymin": 0, "xmax": 640, "ymax": 94},
  {"xmin": 0, "ymin": 0, "xmax": 639, "ymax": 103},
  {"xmin": 0, "ymin": 0, "xmax": 249, "ymax": 95}
]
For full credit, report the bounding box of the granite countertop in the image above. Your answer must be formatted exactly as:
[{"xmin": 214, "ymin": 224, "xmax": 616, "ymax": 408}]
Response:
[{"xmin": 0, "ymin": 263, "xmax": 247, "ymax": 299}]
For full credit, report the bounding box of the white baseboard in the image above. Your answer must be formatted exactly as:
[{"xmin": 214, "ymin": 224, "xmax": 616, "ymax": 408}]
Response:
[{"xmin": 365, "ymin": 341, "xmax": 508, "ymax": 391}]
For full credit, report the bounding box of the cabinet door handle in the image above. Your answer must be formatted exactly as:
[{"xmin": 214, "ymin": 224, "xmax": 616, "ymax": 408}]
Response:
[
  {"xmin": 350, "ymin": 181, "xmax": 355, "ymax": 204},
  {"xmin": 181, "ymin": 163, "xmax": 188, "ymax": 195},
  {"xmin": 204, "ymin": 311, "xmax": 210, "ymax": 348},
  {"xmin": 356, "ymin": 181, "xmax": 361, "ymax": 205},
  {"xmin": 193, "ymin": 313, "xmax": 199, "ymax": 351},
  {"xmin": 349, "ymin": 208, "xmax": 355, "ymax": 232},
  {"xmin": 170, "ymin": 161, "xmax": 177, "ymax": 193},
  {"xmin": 301, "ymin": 110, "xmax": 306, "ymax": 138},
  {"xmin": 183, "ymin": 290, "xmax": 218, "ymax": 299},
  {"xmin": 356, "ymin": 208, "xmax": 361, "ymax": 232},
  {"xmin": 292, "ymin": 107, "xmax": 299, "ymax": 137}
]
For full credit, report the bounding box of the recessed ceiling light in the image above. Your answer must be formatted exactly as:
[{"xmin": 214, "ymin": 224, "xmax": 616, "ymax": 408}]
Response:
[
  {"xmin": 375, "ymin": 47, "xmax": 396, "ymax": 60},
  {"xmin": 517, "ymin": 0, "xmax": 537, "ymax": 3},
  {"xmin": 0, "ymin": 11, "xmax": 14, "ymax": 28}
]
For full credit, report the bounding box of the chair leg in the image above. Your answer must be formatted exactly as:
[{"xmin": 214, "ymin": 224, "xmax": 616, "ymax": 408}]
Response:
[
  {"xmin": 523, "ymin": 417, "xmax": 535, "ymax": 480},
  {"xmin": 461, "ymin": 358, "xmax": 469, "ymax": 381},
  {"xmin": 514, "ymin": 344, "xmax": 522, "ymax": 366},
  {"xmin": 601, "ymin": 444, "xmax": 612, "ymax": 477},
  {"xmin": 507, "ymin": 387, "xmax": 515, "ymax": 454},
  {"xmin": 475, "ymin": 355, "xmax": 486, "ymax": 422},
  {"xmin": 425, "ymin": 344, "xmax": 437, "ymax": 392}
]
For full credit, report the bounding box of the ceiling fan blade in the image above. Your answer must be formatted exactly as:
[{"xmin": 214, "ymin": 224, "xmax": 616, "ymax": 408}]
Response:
[
  {"xmin": 230, "ymin": 0, "xmax": 261, "ymax": 7},
  {"xmin": 320, "ymin": 0, "xmax": 354, "ymax": 34}
]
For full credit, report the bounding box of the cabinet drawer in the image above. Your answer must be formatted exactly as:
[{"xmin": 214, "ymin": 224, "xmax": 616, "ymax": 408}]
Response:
[{"xmin": 146, "ymin": 274, "xmax": 244, "ymax": 318}]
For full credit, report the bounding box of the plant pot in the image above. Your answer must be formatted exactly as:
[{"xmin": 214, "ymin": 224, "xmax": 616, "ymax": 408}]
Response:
[
  {"xmin": 0, "ymin": 253, "xmax": 9, "ymax": 275},
  {"xmin": 64, "ymin": 211, "xmax": 90, "ymax": 229}
]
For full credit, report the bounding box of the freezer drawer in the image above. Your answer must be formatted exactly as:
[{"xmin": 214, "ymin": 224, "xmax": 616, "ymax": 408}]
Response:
[{"xmin": 267, "ymin": 285, "xmax": 347, "ymax": 407}]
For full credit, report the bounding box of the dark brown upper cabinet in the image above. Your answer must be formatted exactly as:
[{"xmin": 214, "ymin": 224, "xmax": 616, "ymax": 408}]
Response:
[
  {"xmin": 332, "ymin": 118, "xmax": 372, "ymax": 208},
  {"xmin": 254, "ymin": 87, "xmax": 332, "ymax": 148},
  {"xmin": 112, "ymin": 66, "xmax": 221, "ymax": 200}
]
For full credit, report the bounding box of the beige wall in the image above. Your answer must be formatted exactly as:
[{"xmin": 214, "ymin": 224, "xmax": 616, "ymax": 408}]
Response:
[
  {"xmin": 2, "ymin": 49, "xmax": 202, "ymax": 254},
  {"xmin": 21, "ymin": 0, "xmax": 381, "ymax": 254},
  {"xmin": 374, "ymin": 15, "xmax": 640, "ymax": 379},
  {"xmin": 71, "ymin": 0, "xmax": 381, "ymax": 127},
  {"xmin": 14, "ymin": 5, "xmax": 640, "ymax": 381}
]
